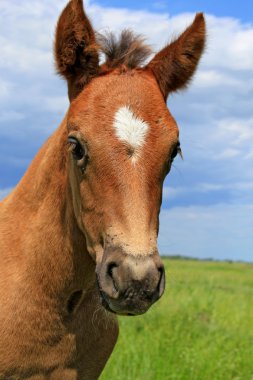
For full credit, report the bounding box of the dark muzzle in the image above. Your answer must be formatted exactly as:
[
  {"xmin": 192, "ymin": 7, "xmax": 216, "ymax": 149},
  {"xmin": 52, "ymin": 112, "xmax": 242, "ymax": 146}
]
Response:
[{"xmin": 96, "ymin": 246, "xmax": 165, "ymax": 315}]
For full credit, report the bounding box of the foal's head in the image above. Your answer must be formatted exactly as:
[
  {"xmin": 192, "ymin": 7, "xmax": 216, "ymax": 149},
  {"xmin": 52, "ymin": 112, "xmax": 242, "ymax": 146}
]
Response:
[{"xmin": 55, "ymin": 0, "xmax": 205, "ymax": 315}]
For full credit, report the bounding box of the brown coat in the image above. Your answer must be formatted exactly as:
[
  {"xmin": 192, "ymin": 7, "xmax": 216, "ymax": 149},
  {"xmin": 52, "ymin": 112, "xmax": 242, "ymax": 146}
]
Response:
[{"xmin": 0, "ymin": 0, "xmax": 205, "ymax": 378}]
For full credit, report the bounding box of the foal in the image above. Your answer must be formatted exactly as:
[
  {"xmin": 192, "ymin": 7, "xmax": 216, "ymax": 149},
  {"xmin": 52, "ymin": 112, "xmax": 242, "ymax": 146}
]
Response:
[{"xmin": 0, "ymin": 0, "xmax": 205, "ymax": 378}]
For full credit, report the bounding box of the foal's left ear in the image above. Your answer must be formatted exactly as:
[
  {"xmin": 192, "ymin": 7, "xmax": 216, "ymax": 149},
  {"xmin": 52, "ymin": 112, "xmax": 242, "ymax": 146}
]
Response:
[
  {"xmin": 54, "ymin": 0, "xmax": 99, "ymax": 101},
  {"xmin": 146, "ymin": 13, "xmax": 206, "ymax": 99}
]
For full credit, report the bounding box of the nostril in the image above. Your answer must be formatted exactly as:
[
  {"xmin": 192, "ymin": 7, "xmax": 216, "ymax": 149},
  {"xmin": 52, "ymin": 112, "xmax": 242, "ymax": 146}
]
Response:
[
  {"xmin": 107, "ymin": 262, "xmax": 117, "ymax": 278},
  {"xmin": 157, "ymin": 265, "xmax": 165, "ymax": 297},
  {"xmin": 106, "ymin": 262, "xmax": 119, "ymax": 293}
]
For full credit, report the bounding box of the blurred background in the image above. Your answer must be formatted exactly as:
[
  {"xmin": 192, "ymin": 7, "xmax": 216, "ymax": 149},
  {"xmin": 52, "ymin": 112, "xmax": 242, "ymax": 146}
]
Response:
[{"xmin": 0, "ymin": 0, "xmax": 252, "ymax": 261}]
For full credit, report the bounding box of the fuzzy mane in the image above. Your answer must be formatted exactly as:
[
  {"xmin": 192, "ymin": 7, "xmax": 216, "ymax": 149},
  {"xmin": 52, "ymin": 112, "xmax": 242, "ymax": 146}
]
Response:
[{"xmin": 97, "ymin": 30, "xmax": 152, "ymax": 69}]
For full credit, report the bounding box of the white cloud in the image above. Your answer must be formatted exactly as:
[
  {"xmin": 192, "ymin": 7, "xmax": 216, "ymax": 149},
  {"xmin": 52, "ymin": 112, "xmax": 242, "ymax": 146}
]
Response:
[
  {"xmin": 214, "ymin": 148, "xmax": 241, "ymax": 159},
  {"xmin": 194, "ymin": 70, "xmax": 243, "ymax": 88},
  {"xmin": 89, "ymin": 5, "xmax": 173, "ymax": 45},
  {"xmin": 163, "ymin": 180, "xmax": 253, "ymax": 205},
  {"xmin": 217, "ymin": 117, "xmax": 253, "ymax": 146},
  {"xmin": 0, "ymin": 79, "xmax": 13, "ymax": 99},
  {"xmin": 0, "ymin": 38, "xmax": 51, "ymax": 74},
  {"xmin": 203, "ymin": 15, "xmax": 253, "ymax": 71}
]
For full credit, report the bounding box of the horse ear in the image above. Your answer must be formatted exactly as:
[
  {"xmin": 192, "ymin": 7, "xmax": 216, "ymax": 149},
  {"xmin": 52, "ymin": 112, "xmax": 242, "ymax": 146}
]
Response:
[
  {"xmin": 54, "ymin": 0, "xmax": 99, "ymax": 101},
  {"xmin": 146, "ymin": 13, "xmax": 206, "ymax": 99}
]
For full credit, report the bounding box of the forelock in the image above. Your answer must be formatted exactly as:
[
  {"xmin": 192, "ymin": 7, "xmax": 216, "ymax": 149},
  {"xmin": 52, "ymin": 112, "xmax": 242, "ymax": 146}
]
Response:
[{"xmin": 97, "ymin": 29, "xmax": 152, "ymax": 69}]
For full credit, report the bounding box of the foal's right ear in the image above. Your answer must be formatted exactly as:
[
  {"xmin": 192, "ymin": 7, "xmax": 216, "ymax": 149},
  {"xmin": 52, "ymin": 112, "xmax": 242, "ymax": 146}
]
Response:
[{"xmin": 54, "ymin": 0, "xmax": 99, "ymax": 101}]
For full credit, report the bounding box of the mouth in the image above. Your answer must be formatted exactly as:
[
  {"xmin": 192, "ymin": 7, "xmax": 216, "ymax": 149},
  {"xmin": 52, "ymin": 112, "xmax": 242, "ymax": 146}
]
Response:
[
  {"xmin": 98, "ymin": 287, "xmax": 150, "ymax": 317},
  {"xmin": 97, "ymin": 281, "xmax": 140, "ymax": 316},
  {"xmin": 98, "ymin": 288, "xmax": 134, "ymax": 315},
  {"xmin": 99, "ymin": 288, "xmax": 117, "ymax": 314},
  {"xmin": 96, "ymin": 275, "xmax": 116, "ymax": 314}
]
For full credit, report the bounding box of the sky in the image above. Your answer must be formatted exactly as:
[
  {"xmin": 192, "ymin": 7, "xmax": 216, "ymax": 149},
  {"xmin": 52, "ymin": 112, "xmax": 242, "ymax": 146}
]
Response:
[{"xmin": 0, "ymin": 0, "xmax": 253, "ymax": 262}]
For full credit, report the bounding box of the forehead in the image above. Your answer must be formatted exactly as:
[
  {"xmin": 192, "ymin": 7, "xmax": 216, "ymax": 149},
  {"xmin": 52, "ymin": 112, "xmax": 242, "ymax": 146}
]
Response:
[{"xmin": 67, "ymin": 70, "xmax": 179, "ymax": 147}]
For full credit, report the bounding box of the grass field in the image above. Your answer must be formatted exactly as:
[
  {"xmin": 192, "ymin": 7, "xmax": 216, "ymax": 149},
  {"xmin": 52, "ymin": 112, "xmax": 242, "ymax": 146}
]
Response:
[{"xmin": 100, "ymin": 258, "xmax": 253, "ymax": 380}]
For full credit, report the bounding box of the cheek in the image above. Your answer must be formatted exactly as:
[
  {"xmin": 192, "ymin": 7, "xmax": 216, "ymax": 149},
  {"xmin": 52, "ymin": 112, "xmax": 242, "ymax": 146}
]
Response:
[
  {"xmin": 147, "ymin": 172, "xmax": 164, "ymax": 203},
  {"xmin": 79, "ymin": 181, "xmax": 106, "ymax": 241},
  {"xmin": 78, "ymin": 194, "xmax": 111, "ymax": 266},
  {"xmin": 68, "ymin": 161, "xmax": 103, "ymax": 241},
  {"xmin": 68, "ymin": 160, "xmax": 83, "ymax": 220},
  {"xmin": 146, "ymin": 179, "xmax": 164, "ymax": 231}
]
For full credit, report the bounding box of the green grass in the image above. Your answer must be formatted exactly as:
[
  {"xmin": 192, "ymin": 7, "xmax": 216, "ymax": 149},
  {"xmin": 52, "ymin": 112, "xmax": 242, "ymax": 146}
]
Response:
[{"xmin": 100, "ymin": 259, "xmax": 253, "ymax": 380}]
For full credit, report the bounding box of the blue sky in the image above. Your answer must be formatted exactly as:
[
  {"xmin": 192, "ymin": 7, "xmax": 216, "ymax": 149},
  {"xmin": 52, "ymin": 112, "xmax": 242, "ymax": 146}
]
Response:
[
  {"xmin": 96, "ymin": 0, "xmax": 253, "ymax": 23},
  {"xmin": 0, "ymin": 0, "xmax": 253, "ymax": 261}
]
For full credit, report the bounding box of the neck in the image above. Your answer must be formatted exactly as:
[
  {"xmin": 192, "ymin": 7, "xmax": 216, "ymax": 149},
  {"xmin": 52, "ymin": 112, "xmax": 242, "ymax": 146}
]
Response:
[{"xmin": 5, "ymin": 118, "xmax": 95, "ymax": 298}]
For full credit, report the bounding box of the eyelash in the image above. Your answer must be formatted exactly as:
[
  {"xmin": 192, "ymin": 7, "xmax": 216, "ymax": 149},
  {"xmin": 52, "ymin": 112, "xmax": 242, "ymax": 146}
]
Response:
[
  {"xmin": 67, "ymin": 136, "xmax": 88, "ymax": 172},
  {"xmin": 171, "ymin": 142, "xmax": 182, "ymax": 162}
]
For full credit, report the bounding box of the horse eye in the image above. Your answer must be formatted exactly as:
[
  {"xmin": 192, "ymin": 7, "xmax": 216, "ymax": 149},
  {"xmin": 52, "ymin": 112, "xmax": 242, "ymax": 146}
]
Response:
[
  {"xmin": 68, "ymin": 137, "xmax": 85, "ymax": 161},
  {"xmin": 171, "ymin": 142, "xmax": 182, "ymax": 162},
  {"xmin": 171, "ymin": 147, "xmax": 178, "ymax": 161}
]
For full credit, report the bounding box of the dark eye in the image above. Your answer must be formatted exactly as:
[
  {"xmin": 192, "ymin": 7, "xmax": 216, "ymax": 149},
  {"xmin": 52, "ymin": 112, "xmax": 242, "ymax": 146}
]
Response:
[
  {"xmin": 171, "ymin": 142, "xmax": 182, "ymax": 162},
  {"xmin": 68, "ymin": 137, "xmax": 85, "ymax": 162}
]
